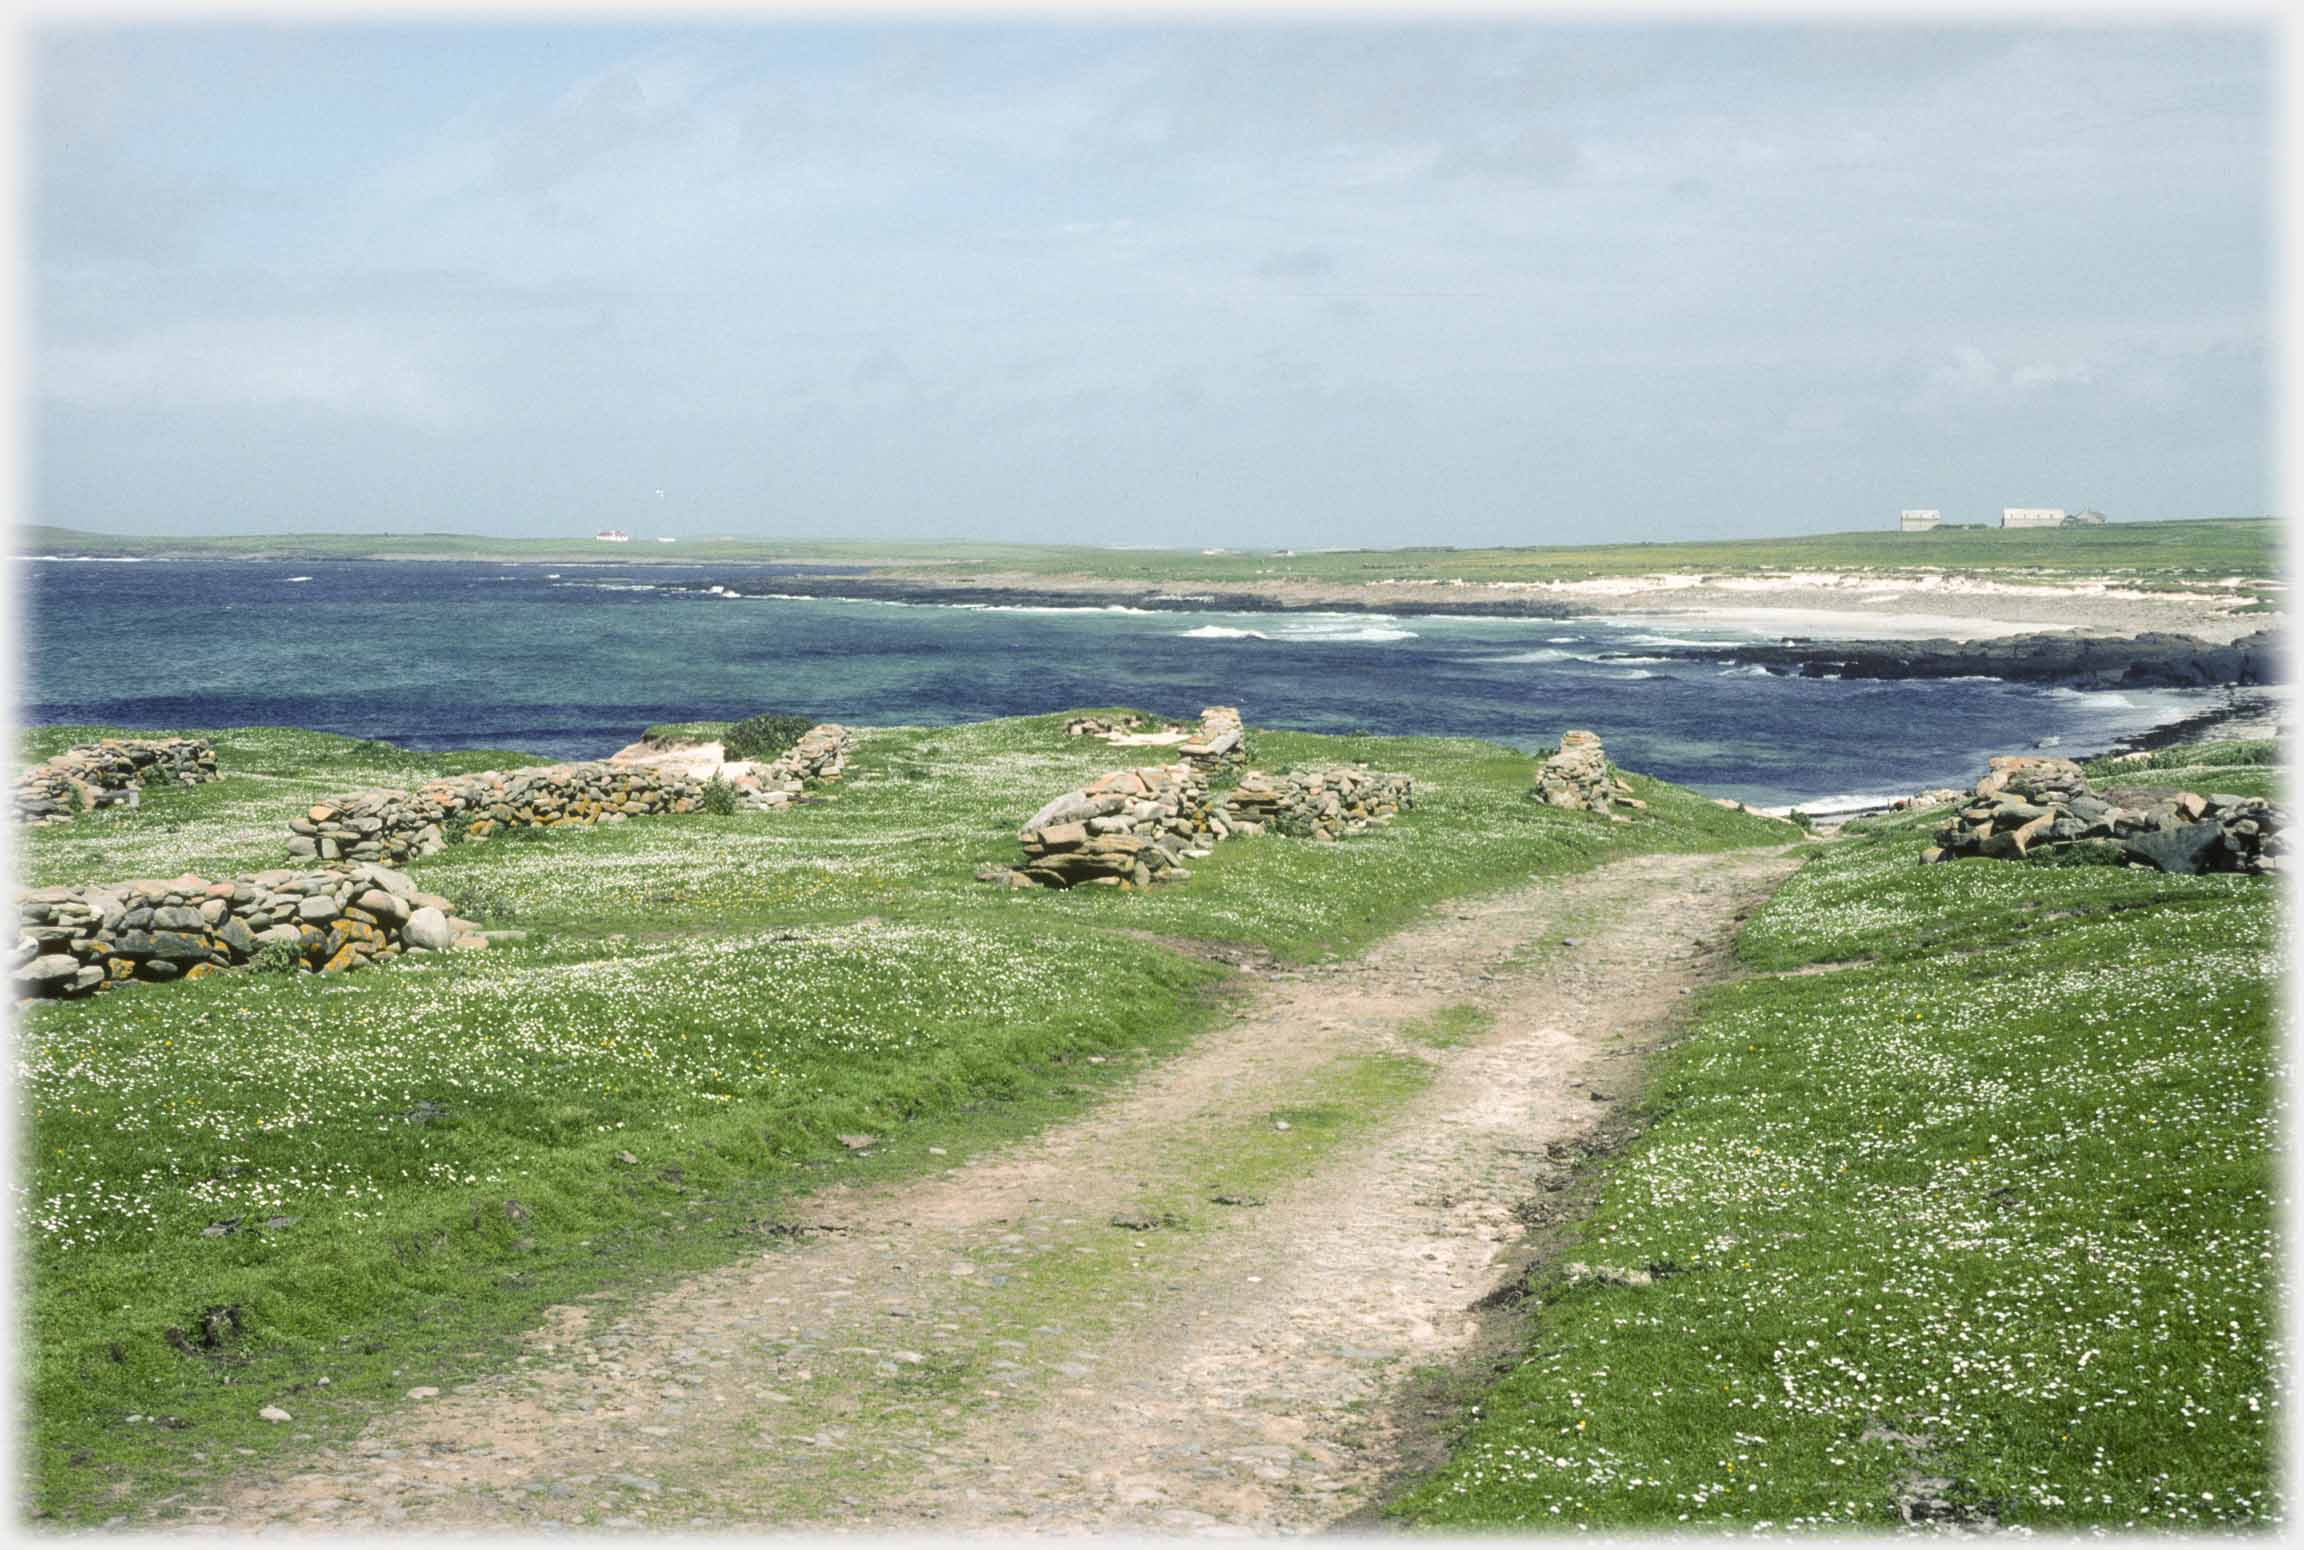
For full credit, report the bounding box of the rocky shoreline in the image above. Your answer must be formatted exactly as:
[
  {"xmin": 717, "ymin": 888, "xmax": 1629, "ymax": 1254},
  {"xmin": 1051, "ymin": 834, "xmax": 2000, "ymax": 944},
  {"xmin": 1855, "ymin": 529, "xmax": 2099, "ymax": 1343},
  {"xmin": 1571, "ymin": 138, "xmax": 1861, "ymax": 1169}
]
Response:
[
  {"xmin": 1630, "ymin": 629, "xmax": 2279, "ymax": 689},
  {"xmin": 676, "ymin": 574, "xmax": 1584, "ymax": 619}
]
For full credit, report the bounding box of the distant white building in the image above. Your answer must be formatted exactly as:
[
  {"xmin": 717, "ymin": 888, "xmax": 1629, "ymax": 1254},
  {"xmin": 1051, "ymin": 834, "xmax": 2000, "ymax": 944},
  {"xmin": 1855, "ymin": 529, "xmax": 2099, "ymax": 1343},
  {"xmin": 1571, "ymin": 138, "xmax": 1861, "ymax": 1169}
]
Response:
[
  {"xmin": 1899, "ymin": 509, "xmax": 1942, "ymax": 532},
  {"xmin": 2001, "ymin": 507, "xmax": 2067, "ymax": 529},
  {"xmin": 656, "ymin": 536, "xmax": 678, "ymax": 543},
  {"xmin": 2067, "ymin": 509, "xmax": 2107, "ymax": 526},
  {"xmin": 594, "ymin": 529, "xmax": 631, "ymax": 543}
]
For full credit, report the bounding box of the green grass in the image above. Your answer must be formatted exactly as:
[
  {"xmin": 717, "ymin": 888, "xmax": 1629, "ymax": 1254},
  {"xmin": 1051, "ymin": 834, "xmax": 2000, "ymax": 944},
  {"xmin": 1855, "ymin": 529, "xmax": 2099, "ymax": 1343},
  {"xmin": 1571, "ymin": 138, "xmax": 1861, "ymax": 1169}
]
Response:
[
  {"xmin": 1401, "ymin": 1005, "xmax": 1497, "ymax": 1049},
  {"xmin": 636, "ymin": 721, "xmax": 732, "ymax": 745},
  {"xmin": 27, "ymin": 516, "xmax": 2280, "ymax": 586},
  {"xmin": 2079, "ymin": 738, "xmax": 2279, "ymax": 778},
  {"xmin": 1391, "ymin": 754, "xmax": 2282, "ymax": 1531},
  {"xmin": 2077, "ymin": 739, "xmax": 2283, "ymax": 803},
  {"xmin": 16, "ymin": 709, "xmax": 1787, "ymax": 1522}
]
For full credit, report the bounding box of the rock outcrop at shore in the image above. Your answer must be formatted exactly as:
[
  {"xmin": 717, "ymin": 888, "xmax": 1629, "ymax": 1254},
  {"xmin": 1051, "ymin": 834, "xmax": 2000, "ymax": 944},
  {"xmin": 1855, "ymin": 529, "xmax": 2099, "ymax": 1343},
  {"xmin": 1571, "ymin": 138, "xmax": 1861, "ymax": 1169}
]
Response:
[
  {"xmin": 679, "ymin": 575, "xmax": 1580, "ymax": 620},
  {"xmin": 294, "ymin": 763, "xmax": 708, "ymax": 864},
  {"xmin": 1923, "ymin": 754, "xmax": 2282, "ymax": 874},
  {"xmin": 1531, "ymin": 731, "xmax": 1645, "ymax": 822},
  {"xmin": 14, "ymin": 863, "xmax": 482, "ymax": 1000},
  {"xmin": 1647, "ymin": 629, "xmax": 2278, "ymax": 689},
  {"xmin": 1219, "ymin": 766, "xmax": 1413, "ymax": 841},
  {"xmin": 14, "ymin": 737, "xmax": 218, "ymax": 826},
  {"xmin": 996, "ymin": 763, "xmax": 1219, "ymax": 889}
]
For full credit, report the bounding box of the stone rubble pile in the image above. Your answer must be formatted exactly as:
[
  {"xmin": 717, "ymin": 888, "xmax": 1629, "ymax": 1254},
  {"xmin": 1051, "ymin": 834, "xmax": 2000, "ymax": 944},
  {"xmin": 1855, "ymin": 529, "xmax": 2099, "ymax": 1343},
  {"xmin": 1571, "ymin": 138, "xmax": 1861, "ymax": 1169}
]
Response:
[
  {"xmin": 15, "ymin": 738, "xmax": 219, "ymax": 826},
  {"xmin": 1220, "ymin": 766, "xmax": 1414, "ymax": 841},
  {"xmin": 1923, "ymin": 754, "xmax": 2283, "ymax": 875},
  {"xmin": 603, "ymin": 722, "xmax": 856, "ymax": 811},
  {"xmin": 1177, "ymin": 706, "xmax": 1247, "ymax": 770},
  {"xmin": 1065, "ymin": 707, "xmax": 1249, "ymax": 769},
  {"xmin": 988, "ymin": 763, "xmax": 1219, "ymax": 889},
  {"xmin": 15, "ymin": 863, "xmax": 482, "ymax": 1000},
  {"xmin": 1532, "ymin": 730, "xmax": 1644, "ymax": 823},
  {"xmin": 293, "ymin": 762, "xmax": 708, "ymax": 865},
  {"xmin": 716, "ymin": 723, "xmax": 858, "ymax": 810},
  {"xmin": 1064, "ymin": 715, "xmax": 1143, "ymax": 738},
  {"xmin": 1890, "ymin": 787, "xmax": 1968, "ymax": 813}
]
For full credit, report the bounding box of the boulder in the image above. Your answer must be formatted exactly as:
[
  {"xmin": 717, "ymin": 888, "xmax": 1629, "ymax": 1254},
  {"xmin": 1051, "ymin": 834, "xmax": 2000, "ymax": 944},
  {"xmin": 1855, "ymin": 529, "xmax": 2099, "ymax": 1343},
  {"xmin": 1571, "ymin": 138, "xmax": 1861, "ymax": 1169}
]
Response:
[
  {"xmin": 404, "ymin": 906, "xmax": 457, "ymax": 952},
  {"xmin": 16, "ymin": 954, "xmax": 82, "ymax": 994},
  {"xmin": 2119, "ymin": 820, "xmax": 2229, "ymax": 876}
]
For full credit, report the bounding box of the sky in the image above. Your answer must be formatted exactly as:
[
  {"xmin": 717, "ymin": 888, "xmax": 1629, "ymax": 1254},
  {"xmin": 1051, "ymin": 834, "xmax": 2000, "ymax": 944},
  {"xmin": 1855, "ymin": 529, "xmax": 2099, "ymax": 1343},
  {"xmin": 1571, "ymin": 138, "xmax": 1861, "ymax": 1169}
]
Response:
[{"xmin": 24, "ymin": 18, "xmax": 2279, "ymax": 547}]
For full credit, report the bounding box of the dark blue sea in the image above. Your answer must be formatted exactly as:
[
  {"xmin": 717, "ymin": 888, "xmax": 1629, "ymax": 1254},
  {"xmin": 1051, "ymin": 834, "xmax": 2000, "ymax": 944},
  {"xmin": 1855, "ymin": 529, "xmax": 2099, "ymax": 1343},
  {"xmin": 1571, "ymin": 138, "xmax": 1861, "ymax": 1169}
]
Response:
[{"xmin": 15, "ymin": 558, "xmax": 2222, "ymax": 808}]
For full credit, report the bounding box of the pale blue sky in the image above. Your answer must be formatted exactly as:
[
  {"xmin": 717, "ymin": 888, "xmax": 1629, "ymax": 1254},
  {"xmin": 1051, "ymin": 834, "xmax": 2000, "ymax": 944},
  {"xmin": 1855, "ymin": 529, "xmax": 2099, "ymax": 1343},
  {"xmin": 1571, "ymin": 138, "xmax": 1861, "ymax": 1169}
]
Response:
[{"xmin": 28, "ymin": 20, "xmax": 2276, "ymax": 545}]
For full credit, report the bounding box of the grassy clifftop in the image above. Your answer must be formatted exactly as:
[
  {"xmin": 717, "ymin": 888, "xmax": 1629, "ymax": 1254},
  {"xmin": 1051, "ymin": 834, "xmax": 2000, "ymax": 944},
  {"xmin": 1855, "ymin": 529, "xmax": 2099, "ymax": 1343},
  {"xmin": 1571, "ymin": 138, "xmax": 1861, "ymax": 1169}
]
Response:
[{"xmin": 17, "ymin": 712, "xmax": 1786, "ymax": 1522}]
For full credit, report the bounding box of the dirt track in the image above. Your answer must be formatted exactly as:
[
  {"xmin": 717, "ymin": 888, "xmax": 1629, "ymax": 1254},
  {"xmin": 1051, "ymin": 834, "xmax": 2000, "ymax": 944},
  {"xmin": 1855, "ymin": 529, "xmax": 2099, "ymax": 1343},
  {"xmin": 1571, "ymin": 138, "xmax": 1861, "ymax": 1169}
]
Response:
[{"xmin": 165, "ymin": 846, "xmax": 1798, "ymax": 1536}]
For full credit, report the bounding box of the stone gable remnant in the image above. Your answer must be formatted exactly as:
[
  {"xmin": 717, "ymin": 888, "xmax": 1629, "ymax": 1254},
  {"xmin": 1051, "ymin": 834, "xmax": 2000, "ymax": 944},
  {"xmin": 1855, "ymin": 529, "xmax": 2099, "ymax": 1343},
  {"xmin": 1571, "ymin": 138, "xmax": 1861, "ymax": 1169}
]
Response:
[{"xmin": 1531, "ymin": 730, "xmax": 1639, "ymax": 822}]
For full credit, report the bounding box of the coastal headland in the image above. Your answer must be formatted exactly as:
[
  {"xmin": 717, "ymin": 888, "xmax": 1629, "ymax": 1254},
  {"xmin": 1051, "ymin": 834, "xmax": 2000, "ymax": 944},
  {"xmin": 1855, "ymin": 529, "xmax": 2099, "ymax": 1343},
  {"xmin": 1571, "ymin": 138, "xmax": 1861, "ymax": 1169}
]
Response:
[{"xmin": 30, "ymin": 517, "xmax": 2281, "ymax": 648}]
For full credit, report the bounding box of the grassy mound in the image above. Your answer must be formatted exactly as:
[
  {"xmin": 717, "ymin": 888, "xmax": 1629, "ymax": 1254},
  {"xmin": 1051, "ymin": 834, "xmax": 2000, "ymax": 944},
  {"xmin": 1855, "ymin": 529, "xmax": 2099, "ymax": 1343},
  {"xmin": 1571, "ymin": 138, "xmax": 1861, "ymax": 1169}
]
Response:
[
  {"xmin": 1391, "ymin": 761, "xmax": 2282, "ymax": 1532},
  {"xmin": 17, "ymin": 711, "xmax": 1786, "ymax": 1521}
]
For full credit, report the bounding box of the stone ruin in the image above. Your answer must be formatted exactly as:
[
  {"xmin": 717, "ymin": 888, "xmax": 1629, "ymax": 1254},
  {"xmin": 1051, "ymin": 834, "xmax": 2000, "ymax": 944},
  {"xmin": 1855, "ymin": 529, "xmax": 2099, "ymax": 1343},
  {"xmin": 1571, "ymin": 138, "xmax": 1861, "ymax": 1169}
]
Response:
[
  {"xmin": 990, "ymin": 763, "xmax": 1219, "ymax": 890},
  {"xmin": 1066, "ymin": 706, "xmax": 1247, "ymax": 770},
  {"xmin": 1923, "ymin": 753, "xmax": 2282, "ymax": 875},
  {"xmin": 990, "ymin": 714, "xmax": 1418, "ymax": 888},
  {"xmin": 15, "ymin": 722, "xmax": 862, "ymax": 1003},
  {"xmin": 290, "ymin": 724, "xmax": 858, "ymax": 865},
  {"xmin": 604, "ymin": 722, "xmax": 858, "ymax": 810},
  {"xmin": 14, "ymin": 737, "xmax": 218, "ymax": 826},
  {"xmin": 1221, "ymin": 766, "xmax": 1414, "ymax": 841},
  {"xmin": 1531, "ymin": 730, "xmax": 1646, "ymax": 823},
  {"xmin": 15, "ymin": 862, "xmax": 482, "ymax": 1000}
]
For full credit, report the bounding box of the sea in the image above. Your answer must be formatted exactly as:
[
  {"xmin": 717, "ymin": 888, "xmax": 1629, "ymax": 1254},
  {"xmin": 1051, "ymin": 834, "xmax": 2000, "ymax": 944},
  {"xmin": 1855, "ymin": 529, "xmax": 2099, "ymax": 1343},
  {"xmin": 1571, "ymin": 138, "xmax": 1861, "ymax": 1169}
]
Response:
[{"xmin": 15, "ymin": 558, "xmax": 2231, "ymax": 810}]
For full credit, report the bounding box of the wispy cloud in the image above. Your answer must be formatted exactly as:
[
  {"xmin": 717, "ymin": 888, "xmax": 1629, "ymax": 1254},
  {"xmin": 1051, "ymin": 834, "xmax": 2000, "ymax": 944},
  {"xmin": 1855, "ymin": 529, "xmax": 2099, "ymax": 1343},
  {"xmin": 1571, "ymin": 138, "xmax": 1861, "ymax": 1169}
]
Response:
[{"xmin": 27, "ymin": 20, "xmax": 2273, "ymax": 542}]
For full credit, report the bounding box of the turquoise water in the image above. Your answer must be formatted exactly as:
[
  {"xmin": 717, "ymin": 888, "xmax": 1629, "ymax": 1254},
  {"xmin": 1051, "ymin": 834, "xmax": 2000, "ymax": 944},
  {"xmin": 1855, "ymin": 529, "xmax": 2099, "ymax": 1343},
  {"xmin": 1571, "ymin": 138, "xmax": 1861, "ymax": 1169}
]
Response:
[{"xmin": 19, "ymin": 559, "xmax": 2218, "ymax": 807}]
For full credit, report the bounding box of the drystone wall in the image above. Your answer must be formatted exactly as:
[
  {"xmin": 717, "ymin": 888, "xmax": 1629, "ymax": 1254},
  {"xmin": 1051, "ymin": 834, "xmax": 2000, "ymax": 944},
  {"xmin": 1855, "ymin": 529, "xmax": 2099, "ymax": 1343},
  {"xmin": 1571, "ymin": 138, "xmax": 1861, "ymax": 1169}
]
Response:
[
  {"xmin": 15, "ymin": 738, "xmax": 219, "ymax": 826},
  {"xmin": 1221, "ymin": 766, "xmax": 1413, "ymax": 841},
  {"xmin": 988, "ymin": 763, "xmax": 1219, "ymax": 889},
  {"xmin": 15, "ymin": 862, "xmax": 480, "ymax": 1000},
  {"xmin": 1924, "ymin": 754, "xmax": 2282, "ymax": 874},
  {"xmin": 292, "ymin": 763, "xmax": 708, "ymax": 865}
]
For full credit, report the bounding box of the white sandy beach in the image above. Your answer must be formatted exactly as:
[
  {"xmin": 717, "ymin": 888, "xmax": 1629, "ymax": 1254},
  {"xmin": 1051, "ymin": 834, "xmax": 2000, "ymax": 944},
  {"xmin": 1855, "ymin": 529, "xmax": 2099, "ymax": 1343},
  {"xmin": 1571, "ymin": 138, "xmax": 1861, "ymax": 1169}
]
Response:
[{"xmin": 931, "ymin": 567, "xmax": 2279, "ymax": 644}]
